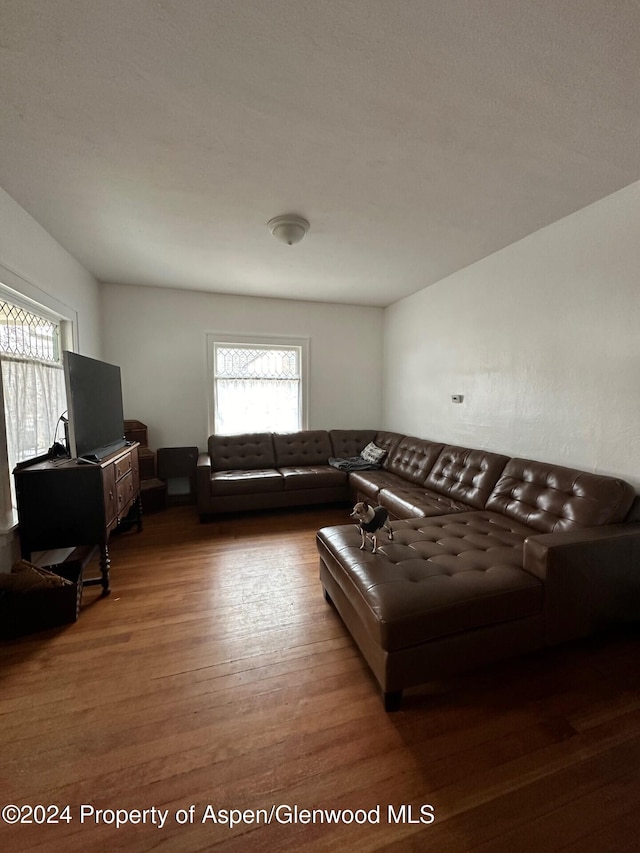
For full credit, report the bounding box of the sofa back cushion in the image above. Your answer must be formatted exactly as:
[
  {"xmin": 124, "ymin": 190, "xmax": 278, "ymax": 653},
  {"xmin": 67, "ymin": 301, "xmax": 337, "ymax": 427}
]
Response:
[
  {"xmin": 425, "ymin": 445, "xmax": 510, "ymax": 508},
  {"xmin": 486, "ymin": 458, "xmax": 636, "ymax": 533},
  {"xmin": 386, "ymin": 436, "xmax": 444, "ymax": 485},
  {"xmin": 208, "ymin": 433, "xmax": 276, "ymax": 471},
  {"xmin": 373, "ymin": 432, "xmax": 404, "ymax": 468},
  {"xmin": 273, "ymin": 430, "xmax": 333, "ymax": 467},
  {"xmin": 329, "ymin": 430, "xmax": 378, "ymax": 459}
]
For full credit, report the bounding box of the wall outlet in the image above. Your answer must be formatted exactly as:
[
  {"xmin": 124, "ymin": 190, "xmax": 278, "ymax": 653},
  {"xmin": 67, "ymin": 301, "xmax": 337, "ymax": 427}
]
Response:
[{"xmin": 451, "ymin": 394, "xmax": 464, "ymax": 403}]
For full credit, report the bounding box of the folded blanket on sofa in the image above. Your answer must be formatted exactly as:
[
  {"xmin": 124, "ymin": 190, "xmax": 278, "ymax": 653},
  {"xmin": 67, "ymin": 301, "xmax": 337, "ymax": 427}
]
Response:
[{"xmin": 328, "ymin": 456, "xmax": 381, "ymax": 472}]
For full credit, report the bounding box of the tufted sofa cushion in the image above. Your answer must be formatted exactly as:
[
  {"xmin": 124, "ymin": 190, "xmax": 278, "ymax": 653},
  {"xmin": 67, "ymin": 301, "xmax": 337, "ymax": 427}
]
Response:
[
  {"xmin": 317, "ymin": 512, "xmax": 543, "ymax": 652},
  {"xmin": 329, "ymin": 429, "xmax": 378, "ymax": 458},
  {"xmin": 210, "ymin": 468, "xmax": 283, "ymax": 496},
  {"xmin": 349, "ymin": 469, "xmax": 411, "ymax": 502},
  {"xmin": 425, "ymin": 445, "xmax": 510, "ymax": 509},
  {"xmin": 374, "ymin": 431, "xmax": 404, "ymax": 464},
  {"xmin": 208, "ymin": 433, "xmax": 276, "ymax": 471},
  {"xmin": 353, "ymin": 442, "xmax": 511, "ymax": 516},
  {"xmin": 486, "ymin": 458, "xmax": 636, "ymax": 533},
  {"xmin": 273, "ymin": 430, "xmax": 333, "ymax": 467},
  {"xmin": 379, "ymin": 486, "xmax": 473, "ymax": 518},
  {"xmin": 279, "ymin": 465, "xmax": 346, "ymax": 491},
  {"xmin": 348, "ymin": 431, "xmax": 417, "ymax": 501},
  {"xmin": 386, "ymin": 436, "xmax": 445, "ymax": 485}
]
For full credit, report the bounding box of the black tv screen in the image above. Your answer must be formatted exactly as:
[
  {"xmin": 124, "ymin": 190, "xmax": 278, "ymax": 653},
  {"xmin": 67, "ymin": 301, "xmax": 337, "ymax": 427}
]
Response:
[{"xmin": 63, "ymin": 351, "xmax": 126, "ymax": 460}]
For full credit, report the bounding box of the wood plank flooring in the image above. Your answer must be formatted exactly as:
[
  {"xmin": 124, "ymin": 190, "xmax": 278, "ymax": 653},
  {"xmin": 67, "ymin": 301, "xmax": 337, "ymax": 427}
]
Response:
[{"xmin": 1, "ymin": 504, "xmax": 639, "ymax": 852}]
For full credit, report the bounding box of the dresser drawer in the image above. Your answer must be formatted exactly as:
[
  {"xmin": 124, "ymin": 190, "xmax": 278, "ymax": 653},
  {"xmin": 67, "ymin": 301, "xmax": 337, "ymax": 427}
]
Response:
[
  {"xmin": 114, "ymin": 453, "xmax": 133, "ymax": 481},
  {"xmin": 116, "ymin": 470, "xmax": 135, "ymax": 518}
]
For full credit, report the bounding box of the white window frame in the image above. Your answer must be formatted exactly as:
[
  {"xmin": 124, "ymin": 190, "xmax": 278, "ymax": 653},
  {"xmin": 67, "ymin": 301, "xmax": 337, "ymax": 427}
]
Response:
[{"xmin": 206, "ymin": 333, "xmax": 309, "ymax": 436}]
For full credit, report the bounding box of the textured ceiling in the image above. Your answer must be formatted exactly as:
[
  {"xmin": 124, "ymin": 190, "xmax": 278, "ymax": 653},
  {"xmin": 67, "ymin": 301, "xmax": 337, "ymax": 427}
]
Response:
[{"xmin": 1, "ymin": 0, "xmax": 639, "ymax": 307}]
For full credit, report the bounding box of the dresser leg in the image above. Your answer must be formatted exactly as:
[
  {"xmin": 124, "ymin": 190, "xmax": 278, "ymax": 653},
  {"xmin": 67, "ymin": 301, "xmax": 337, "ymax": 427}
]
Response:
[{"xmin": 99, "ymin": 544, "xmax": 111, "ymax": 596}]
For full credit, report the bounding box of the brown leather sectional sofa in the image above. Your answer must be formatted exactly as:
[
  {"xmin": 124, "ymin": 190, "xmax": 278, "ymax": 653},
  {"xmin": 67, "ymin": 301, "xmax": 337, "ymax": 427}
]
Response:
[{"xmin": 198, "ymin": 429, "xmax": 640, "ymax": 710}]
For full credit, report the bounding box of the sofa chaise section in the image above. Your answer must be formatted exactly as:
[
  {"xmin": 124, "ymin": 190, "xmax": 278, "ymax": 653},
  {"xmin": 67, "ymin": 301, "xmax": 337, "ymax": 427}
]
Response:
[{"xmin": 317, "ymin": 457, "xmax": 639, "ymax": 709}]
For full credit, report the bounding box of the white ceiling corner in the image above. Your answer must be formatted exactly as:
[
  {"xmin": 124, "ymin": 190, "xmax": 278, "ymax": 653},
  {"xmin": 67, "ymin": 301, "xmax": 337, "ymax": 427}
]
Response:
[{"xmin": 1, "ymin": 0, "xmax": 639, "ymax": 307}]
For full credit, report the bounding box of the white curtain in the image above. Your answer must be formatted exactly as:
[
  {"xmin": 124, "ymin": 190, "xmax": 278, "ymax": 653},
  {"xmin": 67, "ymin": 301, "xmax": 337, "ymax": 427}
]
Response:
[
  {"xmin": 1, "ymin": 357, "xmax": 67, "ymax": 470},
  {"xmin": 215, "ymin": 378, "xmax": 300, "ymax": 435}
]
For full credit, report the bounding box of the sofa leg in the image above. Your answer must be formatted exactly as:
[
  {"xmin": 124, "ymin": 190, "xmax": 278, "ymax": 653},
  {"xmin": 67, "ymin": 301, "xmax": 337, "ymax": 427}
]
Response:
[
  {"xmin": 383, "ymin": 690, "xmax": 403, "ymax": 712},
  {"xmin": 323, "ymin": 586, "xmax": 333, "ymax": 605}
]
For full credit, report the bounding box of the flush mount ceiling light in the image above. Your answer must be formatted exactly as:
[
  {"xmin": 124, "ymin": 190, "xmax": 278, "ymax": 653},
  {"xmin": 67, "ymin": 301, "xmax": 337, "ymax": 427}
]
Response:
[{"xmin": 268, "ymin": 214, "xmax": 310, "ymax": 246}]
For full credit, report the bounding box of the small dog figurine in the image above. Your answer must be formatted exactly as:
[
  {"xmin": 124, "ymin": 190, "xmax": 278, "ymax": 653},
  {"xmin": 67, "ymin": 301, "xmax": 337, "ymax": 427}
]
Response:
[{"xmin": 351, "ymin": 500, "xmax": 394, "ymax": 553}]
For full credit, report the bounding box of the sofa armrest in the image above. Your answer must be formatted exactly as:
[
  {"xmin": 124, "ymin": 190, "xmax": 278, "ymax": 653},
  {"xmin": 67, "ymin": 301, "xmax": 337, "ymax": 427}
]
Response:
[
  {"xmin": 196, "ymin": 451, "xmax": 212, "ymax": 510},
  {"xmin": 523, "ymin": 523, "xmax": 640, "ymax": 644},
  {"xmin": 197, "ymin": 451, "xmax": 211, "ymax": 470}
]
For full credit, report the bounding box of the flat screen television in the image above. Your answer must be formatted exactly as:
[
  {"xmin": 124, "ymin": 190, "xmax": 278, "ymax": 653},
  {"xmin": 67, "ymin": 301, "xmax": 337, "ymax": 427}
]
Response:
[{"xmin": 63, "ymin": 351, "xmax": 127, "ymax": 461}]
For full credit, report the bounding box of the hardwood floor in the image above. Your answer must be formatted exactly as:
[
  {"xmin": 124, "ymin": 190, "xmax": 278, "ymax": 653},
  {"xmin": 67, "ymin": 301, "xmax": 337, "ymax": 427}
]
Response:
[{"xmin": 1, "ymin": 504, "xmax": 639, "ymax": 852}]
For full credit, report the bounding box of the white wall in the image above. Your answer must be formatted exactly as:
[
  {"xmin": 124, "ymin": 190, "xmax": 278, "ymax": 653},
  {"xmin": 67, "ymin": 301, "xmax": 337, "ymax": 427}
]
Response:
[
  {"xmin": 0, "ymin": 187, "xmax": 101, "ymax": 356},
  {"xmin": 100, "ymin": 283, "xmax": 384, "ymax": 450},
  {"xmin": 383, "ymin": 182, "xmax": 640, "ymax": 489}
]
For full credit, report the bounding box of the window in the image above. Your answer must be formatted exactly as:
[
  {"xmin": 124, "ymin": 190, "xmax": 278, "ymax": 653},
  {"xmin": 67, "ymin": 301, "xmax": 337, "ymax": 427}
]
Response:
[
  {"xmin": 0, "ymin": 298, "xmax": 68, "ymax": 507},
  {"xmin": 208, "ymin": 336, "xmax": 308, "ymax": 435}
]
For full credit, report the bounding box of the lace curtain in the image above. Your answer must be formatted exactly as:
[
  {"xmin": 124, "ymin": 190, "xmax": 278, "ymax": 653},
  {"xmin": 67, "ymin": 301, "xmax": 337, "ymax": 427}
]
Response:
[
  {"xmin": 1, "ymin": 357, "xmax": 67, "ymax": 470},
  {"xmin": 215, "ymin": 378, "xmax": 300, "ymax": 435}
]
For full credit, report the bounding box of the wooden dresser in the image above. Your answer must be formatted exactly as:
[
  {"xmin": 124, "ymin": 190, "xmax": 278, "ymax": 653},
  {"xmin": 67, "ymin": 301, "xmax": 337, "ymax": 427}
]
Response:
[{"xmin": 14, "ymin": 443, "xmax": 141, "ymax": 595}]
